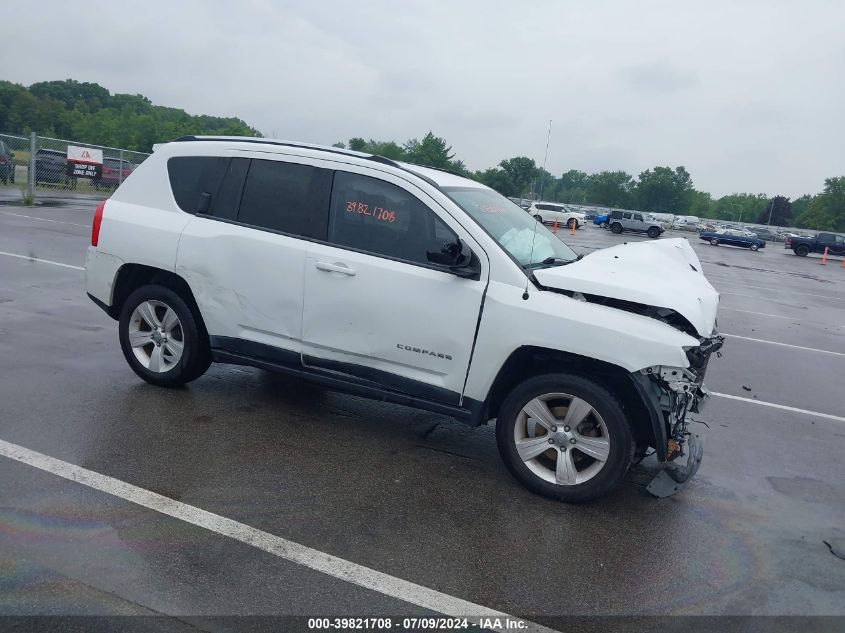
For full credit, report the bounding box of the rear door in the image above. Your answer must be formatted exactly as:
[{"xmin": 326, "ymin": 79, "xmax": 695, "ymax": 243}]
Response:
[
  {"xmin": 176, "ymin": 154, "xmax": 331, "ymax": 362},
  {"xmin": 300, "ymin": 168, "xmax": 488, "ymax": 404}
]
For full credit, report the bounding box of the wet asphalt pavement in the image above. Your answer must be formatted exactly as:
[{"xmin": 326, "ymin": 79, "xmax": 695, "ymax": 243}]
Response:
[{"xmin": 1, "ymin": 200, "xmax": 845, "ymax": 628}]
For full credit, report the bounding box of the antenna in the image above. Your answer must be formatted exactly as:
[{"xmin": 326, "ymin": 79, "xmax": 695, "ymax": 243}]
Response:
[{"xmin": 523, "ymin": 120, "xmax": 553, "ymax": 300}]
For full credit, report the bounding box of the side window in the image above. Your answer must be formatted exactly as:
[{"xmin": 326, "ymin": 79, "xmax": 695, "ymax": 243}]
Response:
[
  {"xmin": 167, "ymin": 157, "xmax": 229, "ymax": 214},
  {"xmin": 610, "ymin": 211, "xmax": 622, "ymax": 219},
  {"xmin": 328, "ymin": 171, "xmax": 457, "ymax": 266},
  {"xmin": 835, "ymin": 235, "xmax": 845, "ymax": 245},
  {"xmin": 237, "ymin": 159, "xmax": 332, "ymax": 238},
  {"xmin": 623, "ymin": 212, "xmax": 632, "ymax": 220},
  {"xmin": 818, "ymin": 233, "xmax": 832, "ymax": 243},
  {"xmin": 209, "ymin": 158, "xmax": 249, "ymax": 221},
  {"xmin": 633, "ymin": 213, "xmax": 643, "ymax": 222}
]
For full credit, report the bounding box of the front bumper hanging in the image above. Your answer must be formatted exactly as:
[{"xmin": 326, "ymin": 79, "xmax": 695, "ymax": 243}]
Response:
[{"xmin": 644, "ymin": 334, "xmax": 722, "ymax": 498}]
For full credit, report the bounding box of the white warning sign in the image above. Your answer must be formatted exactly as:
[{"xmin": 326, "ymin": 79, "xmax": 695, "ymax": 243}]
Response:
[{"xmin": 66, "ymin": 146, "xmax": 103, "ymax": 178}]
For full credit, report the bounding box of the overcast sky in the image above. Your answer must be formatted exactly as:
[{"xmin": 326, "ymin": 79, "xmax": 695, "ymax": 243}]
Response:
[{"xmin": 7, "ymin": 1, "xmax": 844, "ymax": 197}]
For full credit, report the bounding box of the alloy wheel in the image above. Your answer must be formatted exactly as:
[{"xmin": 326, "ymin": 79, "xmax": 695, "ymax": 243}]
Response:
[
  {"xmin": 514, "ymin": 393, "xmax": 611, "ymax": 486},
  {"xmin": 127, "ymin": 300, "xmax": 185, "ymax": 373}
]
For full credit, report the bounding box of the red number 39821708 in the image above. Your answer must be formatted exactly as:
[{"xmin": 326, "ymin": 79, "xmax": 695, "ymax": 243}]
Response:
[{"xmin": 346, "ymin": 201, "xmax": 396, "ymax": 223}]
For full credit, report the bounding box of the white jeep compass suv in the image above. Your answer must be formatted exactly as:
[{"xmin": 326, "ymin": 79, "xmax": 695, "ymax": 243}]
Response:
[{"xmin": 85, "ymin": 136, "xmax": 723, "ymax": 502}]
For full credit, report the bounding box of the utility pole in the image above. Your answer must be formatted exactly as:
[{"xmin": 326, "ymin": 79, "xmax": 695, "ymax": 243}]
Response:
[
  {"xmin": 537, "ymin": 119, "xmax": 552, "ymax": 201},
  {"xmin": 766, "ymin": 198, "xmax": 775, "ymax": 226}
]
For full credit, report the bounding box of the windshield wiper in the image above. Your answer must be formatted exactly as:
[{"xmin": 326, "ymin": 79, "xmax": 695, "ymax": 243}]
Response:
[{"xmin": 525, "ymin": 255, "xmax": 581, "ymax": 269}]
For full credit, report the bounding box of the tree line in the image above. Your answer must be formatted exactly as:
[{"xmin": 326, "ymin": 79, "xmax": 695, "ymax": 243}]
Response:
[
  {"xmin": 0, "ymin": 79, "xmax": 258, "ymax": 153},
  {"xmin": 1, "ymin": 79, "xmax": 840, "ymax": 231},
  {"xmin": 336, "ymin": 133, "xmax": 844, "ymax": 231}
]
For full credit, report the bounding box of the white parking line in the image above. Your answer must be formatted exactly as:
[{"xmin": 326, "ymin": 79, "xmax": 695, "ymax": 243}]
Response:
[
  {"xmin": 0, "ymin": 250, "xmax": 84, "ymax": 270},
  {"xmin": 0, "ymin": 438, "xmax": 556, "ymax": 633},
  {"xmin": 719, "ymin": 307, "xmax": 794, "ymax": 320},
  {"xmin": 721, "ymin": 333, "xmax": 845, "ymax": 357},
  {"xmin": 712, "ymin": 393, "xmax": 845, "ymax": 424},
  {"xmin": 719, "ymin": 286, "xmax": 845, "ymax": 302},
  {"xmin": 0, "ymin": 210, "xmax": 89, "ymax": 228}
]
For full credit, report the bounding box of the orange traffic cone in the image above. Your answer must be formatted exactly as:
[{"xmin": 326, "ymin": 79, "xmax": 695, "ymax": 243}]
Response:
[
  {"xmin": 841, "ymin": 256, "xmax": 845, "ymax": 268},
  {"xmin": 553, "ymin": 219, "xmax": 558, "ymax": 234},
  {"xmin": 570, "ymin": 220, "xmax": 576, "ymax": 235},
  {"xmin": 821, "ymin": 246, "xmax": 829, "ymax": 265}
]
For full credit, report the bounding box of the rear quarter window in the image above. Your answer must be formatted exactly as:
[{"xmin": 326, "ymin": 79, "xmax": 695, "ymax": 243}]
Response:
[{"xmin": 167, "ymin": 156, "xmax": 229, "ymax": 214}]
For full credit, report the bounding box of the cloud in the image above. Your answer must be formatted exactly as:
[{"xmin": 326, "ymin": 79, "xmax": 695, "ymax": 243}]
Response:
[{"xmin": 3, "ymin": 0, "xmax": 843, "ymax": 198}]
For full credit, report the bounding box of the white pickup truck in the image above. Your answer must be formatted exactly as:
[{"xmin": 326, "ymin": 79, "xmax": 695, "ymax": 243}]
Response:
[{"xmin": 85, "ymin": 137, "xmax": 723, "ymax": 502}]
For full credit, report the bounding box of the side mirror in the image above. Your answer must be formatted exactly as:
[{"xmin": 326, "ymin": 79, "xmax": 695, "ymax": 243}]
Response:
[{"xmin": 427, "ymin": 238, "xmax": 481, "ymax": 280}]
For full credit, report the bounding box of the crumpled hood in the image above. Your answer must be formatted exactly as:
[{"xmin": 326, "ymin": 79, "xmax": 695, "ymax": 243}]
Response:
[{"xmin": 533, "ymin": 238, "xmax": 719, "ymax": 337}]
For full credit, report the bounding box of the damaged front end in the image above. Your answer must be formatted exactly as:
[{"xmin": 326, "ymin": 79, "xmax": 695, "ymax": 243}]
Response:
[{"xmin": 639, "ymin": 333, "xmax": 724, "ymax": 498}]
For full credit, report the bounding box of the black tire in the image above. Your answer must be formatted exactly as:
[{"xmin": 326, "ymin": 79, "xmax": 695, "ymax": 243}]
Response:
[
  {"xmin": 795, "ymin": 245, "xmax": 809, "ymax": 257},
  {"xmin": 710, "ymin": 238, "xmax": 719, "ymax": 246},
  {"xmin": 568, "ymin": 218, "xmax": 578, "ymax": 229},
  {"xmin": 118, "ymin": 284, "xmax": 211, "ymax": 387},
  {"xmin": 750, "ymin": 243, "xmax": 759, "ymax": 251},
  {"xmin": 534, "ymin": 214, "xmax": 543, "ymax": 223},
  {"xmin": 610, "ymin": 223, "xmax": 623, "ymax": 234},
  {"xmin": 647, "ymin": 226, "xmax": 660, "ymax": 238},
  {"xmin": 496, "ymin": 373, "xmax": 633, "ymax": 503}
]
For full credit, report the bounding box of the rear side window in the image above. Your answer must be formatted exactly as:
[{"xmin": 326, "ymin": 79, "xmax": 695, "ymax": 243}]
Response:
[
  {"xmin": 237, "ymin": 159, "xmax": 332, "ymax": 238},
  {"xmin": 167, "ymin": 157, "xmax": 229, "ymax": 213},
  {"xmin": 327, "ymin": 171, "xmax": 457, "ymax": 266}
]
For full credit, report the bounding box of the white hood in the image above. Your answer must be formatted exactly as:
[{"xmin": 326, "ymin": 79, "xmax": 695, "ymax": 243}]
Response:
[{"xmin": 533, "ymin": 238, "xmax": 719, "ymax": 337}]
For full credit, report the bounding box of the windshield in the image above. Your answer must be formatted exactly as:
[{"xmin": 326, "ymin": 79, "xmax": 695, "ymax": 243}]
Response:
[{"xmin": 442, "ymin": 186, "xmax": 578, "ymax": 269}]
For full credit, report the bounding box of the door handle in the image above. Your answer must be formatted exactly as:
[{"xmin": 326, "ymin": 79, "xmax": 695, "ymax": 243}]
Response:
[{"xmin": 316, "ymin": 261, "xmax": 356, "ymax": 276}]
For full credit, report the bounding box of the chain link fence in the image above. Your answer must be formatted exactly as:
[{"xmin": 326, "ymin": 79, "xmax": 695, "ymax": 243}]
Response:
[{"xmin": 0, "ymin": 132, "xmax": 150, "ymax": 202}]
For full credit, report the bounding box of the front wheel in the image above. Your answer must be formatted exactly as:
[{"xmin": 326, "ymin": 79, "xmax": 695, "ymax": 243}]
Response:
[
  {"xmin": 750, "ymin": 243, "xmax": 759, "ymax": 251},
  {"xmin": 118, "ymin": 285, "xmax": 211, "ymax": 387},
  {"xmin": 533, "ymin": 214, "xmax": 543, "ymax": 224},
  {"xmin": 568, "ymin": 218, "xmax": 578, "ymax": 229},
  {"xmin": 610, "ymin": 223, "xmax": 623, "ymax": 234},
  {"xmin": 710, "ymin": 238, "xmax": 719, "ymax": 246},
  {"xmin": 647, "ymin": 226, "xmax": 660, "ymax": 238},
  {"xmin": 496, "ymin": 373, "xmax": 633, "ymax": 503}
]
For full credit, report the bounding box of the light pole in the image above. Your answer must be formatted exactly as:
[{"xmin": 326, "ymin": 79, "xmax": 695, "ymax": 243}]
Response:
[
  {"xmin": 728, "ymin": 203, "xmax": 742, "ymax": 225},
  {"xmin": 766, "ymin": 199, "xmax": 775, "ymax": 226}
]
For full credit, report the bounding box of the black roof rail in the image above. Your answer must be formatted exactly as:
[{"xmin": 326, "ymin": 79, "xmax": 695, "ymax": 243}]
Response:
[{"xmin": 170, "ymin": 135, "xmax": 444, "ymax": 189}]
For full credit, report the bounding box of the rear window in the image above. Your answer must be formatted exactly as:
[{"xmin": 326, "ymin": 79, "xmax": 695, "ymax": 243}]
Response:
[{"xmin": 167, "ymin": 157, "xmax": 229, "ymax": 214}]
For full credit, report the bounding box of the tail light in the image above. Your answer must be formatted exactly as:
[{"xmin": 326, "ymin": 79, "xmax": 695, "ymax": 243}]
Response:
[
  {"xmin": 92, "ymin": 200, "xmax": 106, "ymax": 246},
  {"xmin": 103, "ymin": 167, "xmax": 112, "ymax": 175},
  {"xmin": 785, "ymin": 237, "xmax": 791, "ymax": 247}
]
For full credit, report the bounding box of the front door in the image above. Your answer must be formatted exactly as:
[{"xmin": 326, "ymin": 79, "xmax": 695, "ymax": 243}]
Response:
[{"xmin": 301, "ymin": 169, "xmax": 488, "ymax": 404}]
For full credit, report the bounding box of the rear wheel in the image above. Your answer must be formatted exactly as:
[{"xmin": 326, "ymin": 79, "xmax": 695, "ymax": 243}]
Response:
[
  {"xmin": 118, "ymin": 285, "xmax": 211, "ymax": 387},
  {"xmin": 610, "ymin": 223, "xmax": 623, "ymax": 234},
  {"xmin": 750, "ymin": 243, "xmax": 759, "ymax": 251},
  {"xmin": 496, "ymin": 373, "xmax": 633, "ymax": 503},
  {"xmin": 710, "ymin": 238, "xmax": 719, "ymax": 246},
  {"xmin": 647, "ymin": 226, "xmax": 660, "ymax": 238},
  {"xmin": 568, "ymin": 218, "xmax": 578, "ymax": 229},
  {"xmin": 534, "ymin": 214, "xmax": 543, "ymax": 223},
  {"xmin": 795, "ymin": 245, "xmax": 809, "ymax": 257}
]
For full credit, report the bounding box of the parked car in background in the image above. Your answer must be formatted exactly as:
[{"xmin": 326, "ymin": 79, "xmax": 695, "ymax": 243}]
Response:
[
  {"xmin": 93, "ymin": 158, "xmax": 134, "ymax": 189},
  {"xmin": 699, "ymin": 229, "xmax": 766, "ymax": 251},
  {"xmin": 527, "ymin": 201, "xmax": 586, "ymax": 228},
  {"xmin": 786, "ymin": 232, "xmax": 845, "ymax": 257},
  {"xmin": 35, "ymin": 148, "xmax": 72, "ymax": 185},
  {"xmin": 672, "ymin": 222, "xmax": 701, "ymax": 233},
  {"xmin": 0, "ymin": 140, "xmax": 15, "ymax": 184},
  {"xmin": 749, "ymin": 227, "xmax": 782, "ymax": 242},
  {"xmin": 593, "ymin": 213, "xmax": 609, "ymax": 226},
  {"xmin": 608, "ymin": 210, "xmax": 664, "ymax": 238}
]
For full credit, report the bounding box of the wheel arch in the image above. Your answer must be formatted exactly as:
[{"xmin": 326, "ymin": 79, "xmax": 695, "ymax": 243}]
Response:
[
  {"xmin": 478, "ymin": 346, "xmax": 665, "ymax": 458},
  {"xmin": 108, "ymin": 264, "xmax": 204, "ymax": 327}
]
